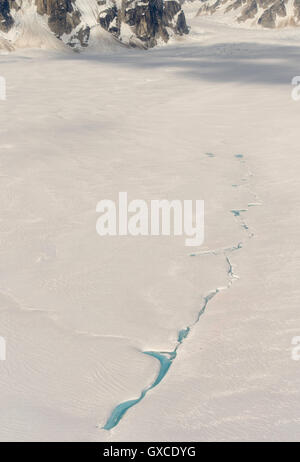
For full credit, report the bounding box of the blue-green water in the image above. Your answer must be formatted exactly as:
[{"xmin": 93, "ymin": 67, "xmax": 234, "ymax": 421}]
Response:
[
  {"xmin": 103, "ymin": 290, "xmax": 219, "ymax": 431},
  {"xmin": 177, "ymin": 327, "xmax": 190, "ymax": 344},
  {"xmin": 231, "ymin": 209, "xmax": 247, "ymax": 217},
  {"xmin": 102, "ymin": 397, "xmax": 142, "ymax": 431},
  {"xmin": 103, "ymin": 350, "xmax": 175, "ymax": 431},
  {"xmin": 103, "ymin": 163, "xmax": 245, "ymax": 431},
  {"xmin": 103, "ymin": 332, "xmax": 199, "ymax": 431}
]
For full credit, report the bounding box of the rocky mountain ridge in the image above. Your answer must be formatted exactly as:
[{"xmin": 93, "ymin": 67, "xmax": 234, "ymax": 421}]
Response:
[
  {"xmin": 197, "ymin": 0, "xmax": 300, "ymax": 28},
  {"xmin": 0, "ymin": 0, "xmax": 189, "ymax": 50}
]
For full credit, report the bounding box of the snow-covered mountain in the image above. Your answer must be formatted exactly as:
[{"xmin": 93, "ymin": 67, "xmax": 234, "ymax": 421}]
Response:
[
  {"xmin": 0, "ymin": 0, "xmax": 189, "ymax": 50},
  {"xmin": 197, "ymin": 0, "xmax": 300, "ymax": 28}
]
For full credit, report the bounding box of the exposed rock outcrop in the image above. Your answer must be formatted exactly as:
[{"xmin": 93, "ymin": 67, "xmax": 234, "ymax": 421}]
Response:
[
  {"xmin": 0, "ymin": 0, "xmax": 188, "ymax": 50},
  {"xmin": 35, "ymin": 0, "xmax": 90, "ymax": 47},
  {"xmin": 257, "ymin": 0, "xmax": 287, "ymax": 27},
  {"xmin": 99, "ymin": 0, "xmax": 189, "ymax": 48},
  {"xmin": 198, "ymin": 0, "xmax": 300, "ymax": 28},
  {"xmin": 0, "ymin": 0, "xmax": 18, "ymax": 32}
]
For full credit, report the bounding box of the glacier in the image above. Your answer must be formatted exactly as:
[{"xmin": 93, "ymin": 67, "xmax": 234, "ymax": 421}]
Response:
[{"xmin": 0, "ymin": 2, "xmax": 300, "ymax": 442}]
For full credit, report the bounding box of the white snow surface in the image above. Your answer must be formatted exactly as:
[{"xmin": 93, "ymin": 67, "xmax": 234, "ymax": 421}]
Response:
[{"xmin": 0, "ymin": 7, "xmax": 300, "ymax": 441}]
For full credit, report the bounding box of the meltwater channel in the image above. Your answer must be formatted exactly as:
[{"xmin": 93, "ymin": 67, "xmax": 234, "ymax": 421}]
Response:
[{"xmin": 103, "ymin": 292, "xmax": 218, "ymax": 431}]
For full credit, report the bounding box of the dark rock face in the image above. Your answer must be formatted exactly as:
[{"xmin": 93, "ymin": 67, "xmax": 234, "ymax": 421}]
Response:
[
  {"xmin": 198, "ymin": 0, "xmax": 294, "ymax": 28},
  {"xmin": 0, "ymin": 0, "xmax": 18, "ymax": 32},
  {"xmin": 99, "ymin": 0, "xmax": 189, "ymax": 48},
  {"xmin": 35, "ymin": 0, "xmax": 90, "ymax": 47},
  {"xmin": 198, "ymin": 0, "xmax": 222, "ymax": 16},
  {"xmin": 237, "ymin": 0, "xmax": 258, "ymax": 22},
  {"xmin": 36, "ymin": 0, "xmax": 79, "ymax": 36},
  {"xmin": 99, "ymin": 5, "xmax": 118, "ymax": 32},
  {"xmin": 225, "ymin": 0, "xmax": 243, "ymax": 13},
  {"xmin": 258, "ymin": 0, "xmax": 286, "ymax": 27},
  {"xmin": 295, "ymin": 0, "xmax": 300, "ymax": 20},
  {"xmin": 258, "ymin": 7, "xmax": 276, "ymax": 26},
  {"xmin": 0, "ymin": 0, "xmax": 188, "ymax": 50}
]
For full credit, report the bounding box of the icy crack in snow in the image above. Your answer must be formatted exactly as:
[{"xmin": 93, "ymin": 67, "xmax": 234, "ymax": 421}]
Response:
[{"xmin": 102, "ymin": 154, "xmax": 262, "ymax": 431}]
